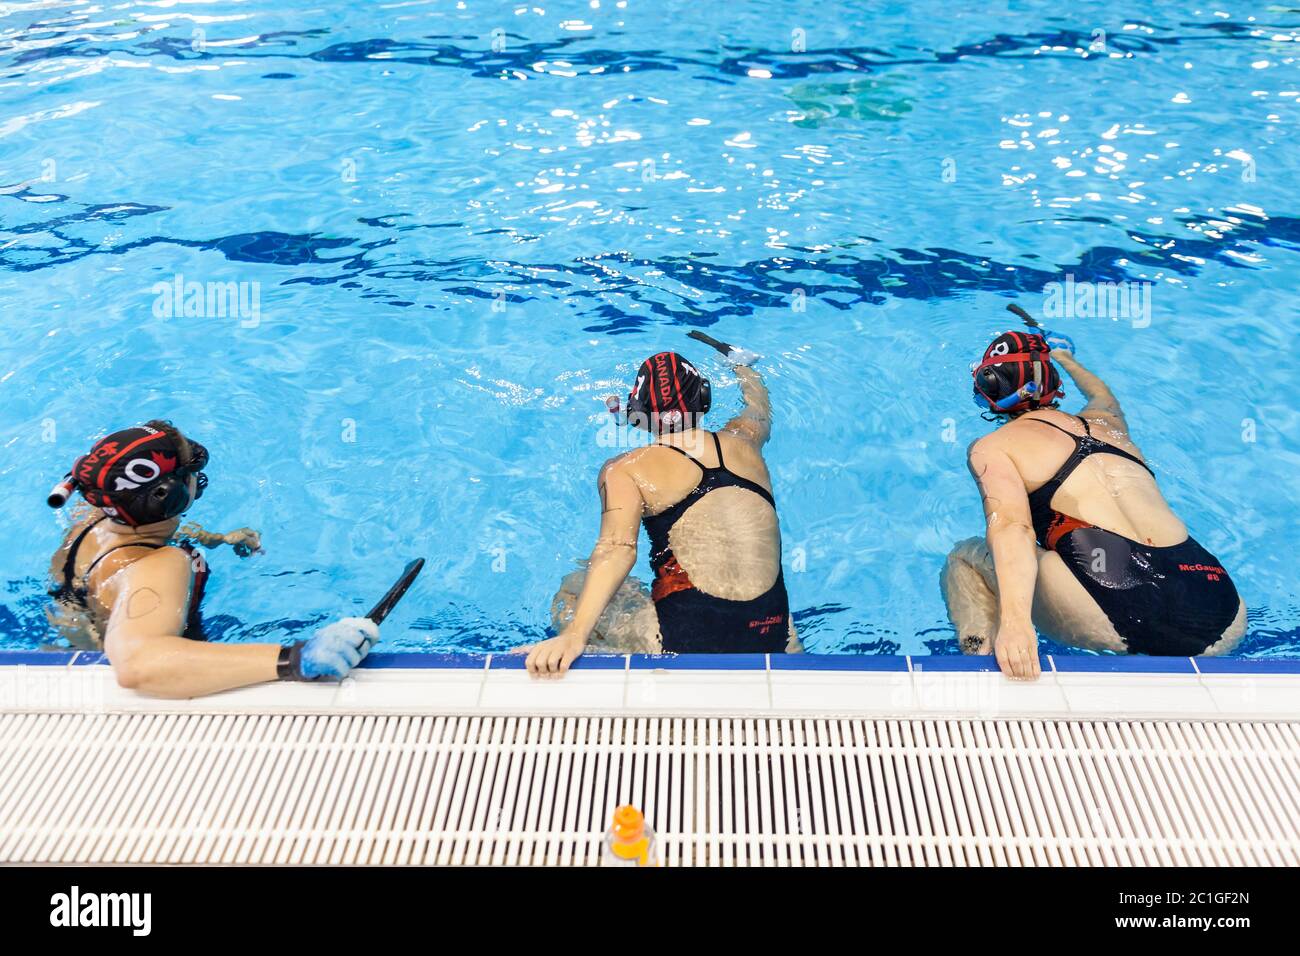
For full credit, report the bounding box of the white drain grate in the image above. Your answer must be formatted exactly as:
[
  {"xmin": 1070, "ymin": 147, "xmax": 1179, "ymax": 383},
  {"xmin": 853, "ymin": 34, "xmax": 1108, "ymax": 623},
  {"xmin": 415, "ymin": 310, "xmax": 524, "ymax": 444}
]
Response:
[{"xmin": 1, "ymin": 713, "xmax": 1296, "ymax": 866}]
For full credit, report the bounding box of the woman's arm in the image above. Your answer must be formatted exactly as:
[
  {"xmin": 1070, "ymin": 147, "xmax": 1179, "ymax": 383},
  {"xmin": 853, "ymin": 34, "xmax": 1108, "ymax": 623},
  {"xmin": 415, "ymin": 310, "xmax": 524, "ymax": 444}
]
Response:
[
  {"xmin": 101, "ymin": 547, "xmax": 281, "ymax": 697},
  {"xmin": 967, "ymin": 440, "xmax": 1041, "ymax": 680},
  {"xmin": 524, "ymin": 460, "xmax": 643, "ymax": 678},
  {"xmin": 1054, "ymin": 351, "xmax": 1126, "ymax": 428},
  {"xmin": 723, "ymin": 366, "xmax": 772, "ymax": 446},
  {"xmin": 177, "ymin": 522, "xmax": 263, "ymax": 557},
  {"xmin": 101, "ymin": 547, "xmax": 377, "ymax": 698}
]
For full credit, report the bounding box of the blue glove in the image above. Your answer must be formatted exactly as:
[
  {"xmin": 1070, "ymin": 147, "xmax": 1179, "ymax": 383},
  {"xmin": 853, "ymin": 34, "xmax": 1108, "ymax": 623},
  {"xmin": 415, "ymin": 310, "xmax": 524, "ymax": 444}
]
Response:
[
  {"xmin": 280, "ymin": 617, "xmax": 379, "ymax": 681},
  {"xmin": 1040, "ymin": 328, "xmax": 1075, "ymax": 355}
]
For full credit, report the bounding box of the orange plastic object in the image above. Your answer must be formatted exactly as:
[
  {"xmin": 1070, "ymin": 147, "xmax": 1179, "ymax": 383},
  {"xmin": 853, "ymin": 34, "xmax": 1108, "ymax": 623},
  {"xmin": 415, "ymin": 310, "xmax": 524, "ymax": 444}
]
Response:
[{"xmin": 609, "ymin": 805, "xmax": 651, "ymax": 865}]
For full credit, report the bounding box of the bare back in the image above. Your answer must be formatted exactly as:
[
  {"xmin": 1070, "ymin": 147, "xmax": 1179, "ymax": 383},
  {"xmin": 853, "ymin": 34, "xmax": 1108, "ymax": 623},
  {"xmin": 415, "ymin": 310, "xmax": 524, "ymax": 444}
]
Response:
[{"xmin": 988, "ymin": 408, "xmax": 1188, "ymax": 547}]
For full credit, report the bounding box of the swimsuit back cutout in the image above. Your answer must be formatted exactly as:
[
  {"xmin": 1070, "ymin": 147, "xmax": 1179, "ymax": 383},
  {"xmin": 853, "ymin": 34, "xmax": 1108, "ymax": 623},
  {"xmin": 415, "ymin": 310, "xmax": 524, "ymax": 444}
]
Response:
[
  {"xmin": 641, "ymin": 432, "xmax": 775, "ymax": 577},
  {"xmin": 1025, "ymin": 416, "xmax": 1153, "ymax": 550},
  {"xmin": 1020, "ymin": 416, "xmax": 1238, "ymax": 654},
  {"xmin": 638, "ymin": 432, "xmax": 790, "ymax": 653}
]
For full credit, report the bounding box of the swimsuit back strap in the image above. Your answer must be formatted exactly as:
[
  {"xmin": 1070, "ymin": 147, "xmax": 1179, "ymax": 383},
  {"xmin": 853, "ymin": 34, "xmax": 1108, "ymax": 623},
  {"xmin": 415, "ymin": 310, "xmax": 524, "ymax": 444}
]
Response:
[
  {"xmin": 82, "ymin": 542, "xmax": 163, "ymax": 586},
  {"xmin": 1095, "ymin": 441, "xmax": 1152, "ymax": 475},
  {"xmin": 1028, "ymin": 416, "xmax": 1152, "ymax": 475},
  {"xmin": 1077, "ymin": 415, "xmax": 1092, "ymax": 436},
  {"xmin": 711, "ymin": 431, "xmax": 725, "ymax": 471},
  {"xmin": 1073, "ymin": 415, "xmax": 1152, "ymax": 473},
  {"xmin": 658, "ymin": 440, "xmax": 710, "ymax": 471}
]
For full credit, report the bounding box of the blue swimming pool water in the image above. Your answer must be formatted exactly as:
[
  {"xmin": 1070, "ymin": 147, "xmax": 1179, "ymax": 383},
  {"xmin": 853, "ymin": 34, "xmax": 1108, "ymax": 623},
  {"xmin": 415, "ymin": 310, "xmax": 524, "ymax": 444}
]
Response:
[{"xmin": 1, "ymin": 1, "xmax": 1297, "ymax": 656}]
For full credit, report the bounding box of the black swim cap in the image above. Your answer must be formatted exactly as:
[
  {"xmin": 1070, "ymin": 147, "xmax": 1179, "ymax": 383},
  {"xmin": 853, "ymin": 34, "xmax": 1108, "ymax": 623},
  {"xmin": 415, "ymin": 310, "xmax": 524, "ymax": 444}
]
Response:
[
  {"xmin": 71, "ymin": 422, "xmax": 208, "ymax": 526},
  {"xmin": 972, "ymin": 331, "xmax": 1063, "ymax": 414},
  {"xmin": 625, "ymin": 352, "xmax": 712, "ymax": 433}
]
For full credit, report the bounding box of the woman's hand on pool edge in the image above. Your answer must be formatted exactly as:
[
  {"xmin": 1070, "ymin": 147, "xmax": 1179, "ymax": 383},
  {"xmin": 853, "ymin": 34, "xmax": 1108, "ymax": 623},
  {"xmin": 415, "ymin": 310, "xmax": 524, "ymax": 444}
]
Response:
[
  {"xmin": 994, "ymin": 620, "xmax": 1041, "ymax": 681},
  {"xmin": 520, "ymin": 632, "xmax": 585, "ymax": 679}
]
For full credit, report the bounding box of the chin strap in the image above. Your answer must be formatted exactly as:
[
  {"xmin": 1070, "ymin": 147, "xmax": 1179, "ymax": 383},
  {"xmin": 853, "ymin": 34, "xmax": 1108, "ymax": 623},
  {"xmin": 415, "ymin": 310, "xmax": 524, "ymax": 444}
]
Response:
[{"xmin": 973, "ymin": 349, "xmax": 1062, "ymax": 413}]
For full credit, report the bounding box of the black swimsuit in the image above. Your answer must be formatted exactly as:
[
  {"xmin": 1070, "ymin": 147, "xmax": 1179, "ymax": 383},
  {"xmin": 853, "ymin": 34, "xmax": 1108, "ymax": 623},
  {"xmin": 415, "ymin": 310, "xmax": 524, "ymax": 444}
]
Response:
[
  {"xmin": 642, "ymin": 433, "xmax": 791, "ymax": 653},
  {"xmin": 50, "ymin": 516, "xmax": 210, "ymax": 641},
  {"xmin": 1026, "ymin": 417, "xmax": 1239, "ymax": 655}
]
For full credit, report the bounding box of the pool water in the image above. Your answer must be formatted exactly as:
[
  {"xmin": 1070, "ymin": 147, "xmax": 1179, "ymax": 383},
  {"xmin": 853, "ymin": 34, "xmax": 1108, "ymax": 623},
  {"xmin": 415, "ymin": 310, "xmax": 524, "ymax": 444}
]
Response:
[{"xmin": 1, "ymin": 1, "xmax": 1297, "ymax": 656}]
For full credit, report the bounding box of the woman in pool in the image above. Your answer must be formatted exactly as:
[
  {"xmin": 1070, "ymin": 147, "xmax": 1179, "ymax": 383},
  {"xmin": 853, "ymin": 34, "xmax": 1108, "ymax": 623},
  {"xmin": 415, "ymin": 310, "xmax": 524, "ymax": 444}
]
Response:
[
  {"xmin": 47, "ymin": 420, "xmax": 378, "ymax": 698},
  {"xmin": 942, "ymin": 326, "xmax": 1246, "ymax": 680},
  {"xmin": 521, "ymin": 341, "xmax": 799, "ymax": 677}
]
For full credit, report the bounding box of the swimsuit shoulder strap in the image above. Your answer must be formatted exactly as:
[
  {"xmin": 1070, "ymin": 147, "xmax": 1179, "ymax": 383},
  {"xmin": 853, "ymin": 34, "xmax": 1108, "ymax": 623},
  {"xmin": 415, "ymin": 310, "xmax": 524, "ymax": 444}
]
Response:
[
  {"xmin": 60, "ymin": 515, "xmax": 107, "ymax": 590},
  {"xmin": 1077, "ymin": 415, "xmax": 1092, "ymax": 436},
  {"xmin": 709, "ymin": 431, "xmax": 776, "ymax": 507}
]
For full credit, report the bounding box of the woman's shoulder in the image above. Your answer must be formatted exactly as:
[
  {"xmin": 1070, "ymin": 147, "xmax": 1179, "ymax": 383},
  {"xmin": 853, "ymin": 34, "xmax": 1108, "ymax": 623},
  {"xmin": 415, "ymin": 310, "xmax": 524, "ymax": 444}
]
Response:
[
  {"xmin": 130, "ymin": 543, "xmax": 197, "ymax": 574},
  {"xmin": 90, "ymin": 543, "xmax": 194, "ymax": 600}
]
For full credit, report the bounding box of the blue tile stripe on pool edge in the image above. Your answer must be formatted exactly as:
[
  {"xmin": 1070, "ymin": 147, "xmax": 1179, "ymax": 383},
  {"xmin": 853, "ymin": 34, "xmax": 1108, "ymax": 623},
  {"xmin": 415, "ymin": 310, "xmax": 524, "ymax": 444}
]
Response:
[
  {"xmin": 0, "ymin": 651, "xmax": 79, "ymax": 666},
  {"xmin": 628, "ymin": 653, "xmax": 766, "ymax": 670},
  {"xmin": 770, "ymin": 654, "xmax": 909, "ymax": 672},
  {"xmin": 1049, "ymin": 655, "xmax": 1198, "ymax": 674},
  {"xmin": 910, "ymin": 655, "xmax": 1051, "ymax": 673},
  {"xmin": 2, "ymin": 650, "xmax": 1299, "ymax": 674},
  {"xmin": 363, "ymin": 652, "xmax": 487, "ymax": 670},
  {"xmin": 1194, "ymin": 657, "xmax": 1300, "ymax": 675},
  {"xmin": 488, "ymin": 652, "xmax": 628, "ymax": 670}
]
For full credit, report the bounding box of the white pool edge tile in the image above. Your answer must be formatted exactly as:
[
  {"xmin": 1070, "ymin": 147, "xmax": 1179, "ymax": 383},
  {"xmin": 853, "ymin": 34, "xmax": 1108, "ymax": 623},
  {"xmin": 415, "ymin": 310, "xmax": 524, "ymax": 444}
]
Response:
[{"xmin": 2, "ymin": 665, "xmax": 1298, "ymax": 720}]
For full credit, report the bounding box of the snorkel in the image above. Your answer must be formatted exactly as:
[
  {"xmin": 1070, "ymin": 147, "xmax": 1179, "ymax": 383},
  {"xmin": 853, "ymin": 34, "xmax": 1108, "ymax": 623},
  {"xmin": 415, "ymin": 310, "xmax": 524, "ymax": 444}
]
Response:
[
  {"xmin": 971, "ymin": 341, "xmax": 1051, "ymax": 416},
  {"xmin": 47, "ymin": 474, "xmax": 77, "ymax": 509},
  {"xmin": 987, "ymin": 381, "xmax": 1039, "ymax": 412}
]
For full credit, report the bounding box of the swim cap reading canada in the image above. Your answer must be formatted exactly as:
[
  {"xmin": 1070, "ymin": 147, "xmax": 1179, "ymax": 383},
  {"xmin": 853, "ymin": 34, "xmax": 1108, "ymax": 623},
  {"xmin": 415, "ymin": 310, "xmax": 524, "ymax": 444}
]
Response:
[
  {"xmin": 70, "ymin": 423, "xmax": 208, "ymax": 526},
  {"xmin": 972, "ymin": 331, "xmax": 1063, "ymax": 415},
  {"xmin": 625, "ymin": 352, "xmax": 712, "ymax": 433}
]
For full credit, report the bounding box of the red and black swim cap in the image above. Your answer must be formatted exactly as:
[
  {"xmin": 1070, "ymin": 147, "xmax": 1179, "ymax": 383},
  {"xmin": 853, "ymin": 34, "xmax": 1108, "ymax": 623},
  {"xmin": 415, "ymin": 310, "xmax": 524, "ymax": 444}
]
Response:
[
  {"xmin": 972, "ymin": 331, "xmax": 1063, "ymax": 414},
  {"xmin": 71, "ymin": 422, "xmax": 208, "ymax": 526},
  {"xmin": 626, "ymin": 352, "xmax": 712, "ymax": 433}
]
